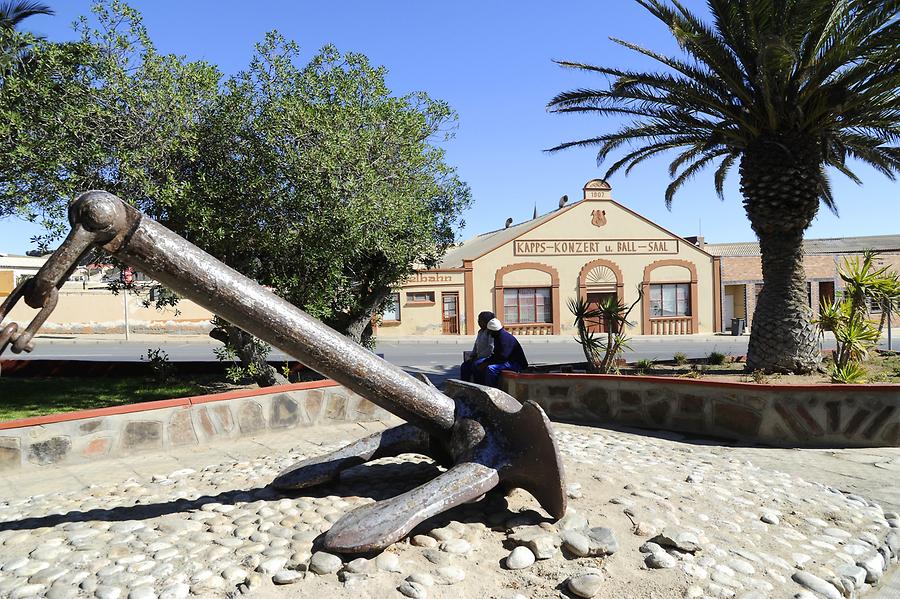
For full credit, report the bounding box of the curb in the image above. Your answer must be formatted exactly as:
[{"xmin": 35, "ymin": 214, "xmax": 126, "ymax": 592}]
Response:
[{"xmin": 0, "ymin": 379, "xmax": 337, "ymax": 430}]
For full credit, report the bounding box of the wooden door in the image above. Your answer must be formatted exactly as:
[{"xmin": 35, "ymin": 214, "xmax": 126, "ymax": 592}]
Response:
[
  {"xmin": 586, "ymin": 292, "xmax": 617, "ymax": 333},
  {"xmin": 442, "ymin": 292, "xmax": 459, "ymax": 335}
]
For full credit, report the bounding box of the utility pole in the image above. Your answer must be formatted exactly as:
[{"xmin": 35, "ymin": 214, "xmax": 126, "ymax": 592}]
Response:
[{"xmin": 123, "ymin": 288, "xmax": 130, "ymax": 341}]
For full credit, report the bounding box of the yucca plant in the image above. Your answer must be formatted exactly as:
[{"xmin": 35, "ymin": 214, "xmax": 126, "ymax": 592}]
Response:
[
  {"xmin": 830, "ymin": 361, "xmax": 867, "ymax": 384},
  {"xmin": 548, "ymin": 0, "xmax": 900, "ymax": 374},
  {"xmin": 568, "ymin": 288, "xmax": 642, "ymax": 373},
  {"xmin": 841, "ymin": 251, "xmax": 900, "ymax": 315},
  {"xmin": 818, "ymin": 252, "xmax": 898, "ymax": 372},
  {"xmin": 634, "ymin": 358, "xmax": 654, "ymax": 374}
]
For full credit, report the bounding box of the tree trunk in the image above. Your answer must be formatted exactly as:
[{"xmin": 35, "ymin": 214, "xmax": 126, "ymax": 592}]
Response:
[{"xmin": 740, "ymin": 135, "xmax": 823, "ymax": 374}]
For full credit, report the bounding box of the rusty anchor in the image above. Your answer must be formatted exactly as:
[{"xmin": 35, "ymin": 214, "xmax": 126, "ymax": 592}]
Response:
[{"xmin": 0, "ymin": 191, "xmax": 566, "ymax": 553}]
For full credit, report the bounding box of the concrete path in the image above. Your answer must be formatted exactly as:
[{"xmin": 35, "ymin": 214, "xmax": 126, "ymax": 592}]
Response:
[{"xmin": 1, "ymin": 420, "xmax": 899, "ymax": 599}]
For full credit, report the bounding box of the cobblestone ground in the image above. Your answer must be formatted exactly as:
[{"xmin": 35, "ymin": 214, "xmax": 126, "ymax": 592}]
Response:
[{"xmin": 0, "ymin": 422, "xmax": 898, "ymax": 599}]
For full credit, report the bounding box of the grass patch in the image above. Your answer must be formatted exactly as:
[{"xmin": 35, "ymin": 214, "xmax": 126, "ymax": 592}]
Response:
[{"xmin": 0, "ymin": 376, "xmax": 236, "ymax": 422}]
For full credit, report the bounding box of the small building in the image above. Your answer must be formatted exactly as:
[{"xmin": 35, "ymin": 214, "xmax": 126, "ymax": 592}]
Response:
[
  {"xmin": 706, "ymin": 236, "xmax": 900, "ymax": 332},
  {"xmin": 378, "ymin": 179, "xmax": 721, "ymax": 337},
  {"xmin": 0, "ymin": 253, "xmax": 46, "ymax": 296}
]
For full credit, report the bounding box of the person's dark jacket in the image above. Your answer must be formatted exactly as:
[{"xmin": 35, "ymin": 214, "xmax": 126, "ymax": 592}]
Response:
[{"xmin": 486, "ymin": 329, "xmax": 528, "ymax": 367}]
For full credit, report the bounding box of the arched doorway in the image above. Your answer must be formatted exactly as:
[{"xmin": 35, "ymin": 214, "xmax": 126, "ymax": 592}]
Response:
[{"xmin": 578, "ymin": 259, "xmax": 624, "ymax": 333}]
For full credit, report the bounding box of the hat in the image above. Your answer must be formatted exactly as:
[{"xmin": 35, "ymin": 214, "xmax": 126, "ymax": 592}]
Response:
[{"xmin": 486, "ymin": 318, "xmax": 503, "ymax": 331}]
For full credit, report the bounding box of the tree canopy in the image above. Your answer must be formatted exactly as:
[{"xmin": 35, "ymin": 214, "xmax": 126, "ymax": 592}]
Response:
[{"xmin": 1, "ymin": 1, "xmax": 471, "ymax": 353}]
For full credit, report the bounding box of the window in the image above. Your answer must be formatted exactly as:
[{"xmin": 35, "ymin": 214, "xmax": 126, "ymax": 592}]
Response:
[
  {"xmin": 406, "ymin": 291, "xmax": 434, "ymax": 304},
  {"xmin": 383, "ymin": 293, "xmax": 401, "ymax": 321},
  {"xmin": 649, "ymin": 283, "xmax": 691, "ymax": 317},
  {"xmin": 503, "ymin": 288, "xmax": 552, "ymax": 324}
]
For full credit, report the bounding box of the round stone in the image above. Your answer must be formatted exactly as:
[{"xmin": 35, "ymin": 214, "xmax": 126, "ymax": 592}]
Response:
[
  {"xmin": 273, "ymin": 569, "xmax": 302, "ymax": 584},
  {"xmin": 567, "ymin": 573, "xmax": 604, "ymax": 598},
  {"xmin": 411, "ymin": 535, "xmax": 438, "ymax": 548},
  {"xmin": 398, "ymin": 580, "xmax": 427, "ymax": 599},
  {"xmin": 434, "ymin": 566, "xmax": 465, "ymax": 585},
  {"xmin": 376, "ymin": 552, "xmax": 402, "ymax": 572},
  {"xmin": 158, "ymin": 583, "xmax": 189, "ymax": 599},
  {"xmin": 95, "ymin": 587, "xmax": 121, "ymax": 599},
  {"xmin": 562, "ymin": 530, "xmax": 591, "ymax": 557},
  {"xmin": 761, "ymin": 513, "xmax": 780, "ymax": 525},
  {"xmin": 258, "ymin": 556, "xmax": 289, "ymax": 575},
  {"xmin": 440, "ymin": 539, "xmax": 471, "ymax": 554},
  {"xmin": 407, "ymin": 573, "xmax": 435, "ymax": 587},
  {"xmin": 344, "ymin": 557, "xmax": 370, "ymax": 574},
  {"xmin": 646, "ymin": 551, "xmax": 677, "ymax": 569},
  {"xmin": 127, "ymin": 587, "xmax": 156, "ymax": 599},
  {"xmin": 309, "ymin": 551, "xmax": 342, "ymax": 575},
  {"xmin": 505, "ymin": 546, "xmax": 536, "ymax": 570}
]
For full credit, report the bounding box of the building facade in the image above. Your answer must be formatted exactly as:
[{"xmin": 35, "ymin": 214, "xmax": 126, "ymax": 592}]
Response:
[
  {"xmin": 706, "ymin": 236, "xmax": 900, "ymax": 332},
  {"xmin": 379, "ymin": 179, "xmax": 721, "ymax": 337}
]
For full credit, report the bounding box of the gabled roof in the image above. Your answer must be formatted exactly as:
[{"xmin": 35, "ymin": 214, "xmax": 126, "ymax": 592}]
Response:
[
  {"xmin": 438, "ymin": 203, "xmax": 578, "ymax": 268},
  {"xmin": 438, "ymin": 194, "xmax": 713, "ymax": 268},
  {"xmin": 706, "ymin": 234, "xmax": 900, "ymax": 257}
]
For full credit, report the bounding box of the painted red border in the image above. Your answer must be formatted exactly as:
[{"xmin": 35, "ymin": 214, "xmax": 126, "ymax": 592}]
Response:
[
  {"xmin": 0, "ymin": 380, "xmax": 338, "ymax": 431},
  {"xmin": 505, "ymin": 371, "xmax": 900, "ymax": 392}
]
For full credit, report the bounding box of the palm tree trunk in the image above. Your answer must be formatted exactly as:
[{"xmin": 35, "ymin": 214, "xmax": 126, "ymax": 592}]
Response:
[
  {"xmin": 740, "ymin": 136, "xmax": 822, "ymax": 373},
  {"xmin": 746, "ymin": 230, "xmax": 820, "ymax": 372}
]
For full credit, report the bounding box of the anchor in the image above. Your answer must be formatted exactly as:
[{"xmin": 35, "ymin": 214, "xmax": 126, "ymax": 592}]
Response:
[{"xmin": 0, "ymin": 191, "xmax": 566, "ymax": 553}]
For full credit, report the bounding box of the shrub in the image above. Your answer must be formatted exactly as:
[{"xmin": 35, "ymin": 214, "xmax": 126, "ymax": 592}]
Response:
[
  {"xmin": 673, "ymin": 352, "xmax": 688, "ymax": 366},
  {"xmin": 634, "ymin": 358, "xmax": 654, "ymax": 373},
  {"xmin": 750, "ymin": 369, "xmax": 768, "ymax": 384},
  {"xmin": 707, "ymin": 351, "xmax": 727, "ymax": 366},
  {"xmin": 678, "ymin": 365, "xmax": 704, "ymax": 379},
  {"xmin": 831, "ymin": 362, "xmax": 867, "ymax": 384},
  {"xmin": 143, "ymin": 347, "xmax": 174, "ymax": 383}
]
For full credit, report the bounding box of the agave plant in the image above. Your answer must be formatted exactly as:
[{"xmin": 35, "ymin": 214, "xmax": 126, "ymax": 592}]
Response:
[{"xmin": 548, "ymin": 0, "xmax": 900, "ymax": 374}]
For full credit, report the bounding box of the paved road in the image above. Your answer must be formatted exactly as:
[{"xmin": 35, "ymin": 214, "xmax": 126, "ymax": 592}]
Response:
[
  {"xmin": 10, "ymin": 334, "xmax": 758, "ymax": 366},
  {"xmin": 4, "ymin": 333, "xmax": 864, "ymax": 388}
]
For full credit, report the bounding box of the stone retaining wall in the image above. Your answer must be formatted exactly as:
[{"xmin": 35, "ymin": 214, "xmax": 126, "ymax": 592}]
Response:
[
  {"xmin": 501, "ymin": 372, "xmax": 900, "ymax": 448},
  {"xmin": 0, "ymin": 381, "xmax": 391, "ymax": 471}
]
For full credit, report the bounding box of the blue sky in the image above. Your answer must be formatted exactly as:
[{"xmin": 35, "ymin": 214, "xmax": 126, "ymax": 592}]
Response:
[{"xmin": 2, "ymin": 0, "xmax": 897, "ymax": 253}]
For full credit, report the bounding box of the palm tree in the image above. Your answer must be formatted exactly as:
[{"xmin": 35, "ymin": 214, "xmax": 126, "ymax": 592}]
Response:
[
  {"xmin": 1, "ymin": 1, "xmax": 53, "ymax": 70},
  {"xmin": 547, "ymin": 0, "xmax": 900, "ymax": 373},
  {"xmin": 0, "ymin": 1, "xmax": 53, "ymax": 30}
]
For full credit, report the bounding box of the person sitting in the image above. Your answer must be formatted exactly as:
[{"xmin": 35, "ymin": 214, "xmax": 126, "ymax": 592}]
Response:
[
  {"xmin": 460, "ymin": 311, "xmax": 495, "ymax": 382},
  {"xmin": 476, "ymin": 318, "xmax": 528, "ymax": 388}
]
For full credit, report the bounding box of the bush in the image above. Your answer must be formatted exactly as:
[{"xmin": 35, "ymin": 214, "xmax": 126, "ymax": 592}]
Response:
[
  {"xmin": 143, "ymin": 347, "xmax": 174, "ymax": 383},
  {"xmin": 707, "ymin": 351, "xmax": 727, "ymax": 366},
  {"xmin": 634, "ymin": 358, "xmax": 654, "ymax": 373},
  {"xmin": 673, "ymin": 352, "xmax": 688, "ymax": 366},
  {"xmin": 750, "ymin": 369, "xmax": 768, "ymax": 384},
  {"xmin": 831, "ymin": 362, "xmax": 867, "ymax": 384}
]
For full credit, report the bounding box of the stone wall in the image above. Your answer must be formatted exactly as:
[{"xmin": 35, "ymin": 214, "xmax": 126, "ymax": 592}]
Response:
[
  {"xmin": 0, "ymin": 381, "xmax": 391, "ymax": 471},
  {"xmin": 502, "ymin": 372, "xmax": 900, "ymax": 448}
]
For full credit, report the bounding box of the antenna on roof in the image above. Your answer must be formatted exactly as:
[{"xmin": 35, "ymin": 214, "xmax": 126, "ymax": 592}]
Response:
[
  {"xmin": 559, "ymin": 194, "xmax": 568, "ymax": 209},
  {"xmin": 533, "ymin": 205, "xmax": 538, "ymax": 220},
  {"xmin": 505, "ymin": 217, "xmax": 513, "ymax": 229}
]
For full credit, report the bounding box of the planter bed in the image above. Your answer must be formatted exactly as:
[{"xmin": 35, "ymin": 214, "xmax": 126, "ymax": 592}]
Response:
[{"xmin": 501, "ymin": 368, "xmax": 900, "ymax": 448}]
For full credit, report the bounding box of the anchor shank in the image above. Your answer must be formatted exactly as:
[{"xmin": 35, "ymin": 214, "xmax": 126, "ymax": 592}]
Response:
[{"xmin": 80, "ymin": 193, "xmax": 458, "ymax": 434}]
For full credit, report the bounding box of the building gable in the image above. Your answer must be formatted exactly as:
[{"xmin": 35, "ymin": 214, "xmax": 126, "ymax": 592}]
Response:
[{"xmin": 475, "ymin": 185, "xmax": 711, "ymax": 265}]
